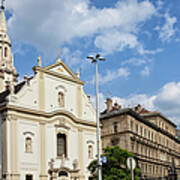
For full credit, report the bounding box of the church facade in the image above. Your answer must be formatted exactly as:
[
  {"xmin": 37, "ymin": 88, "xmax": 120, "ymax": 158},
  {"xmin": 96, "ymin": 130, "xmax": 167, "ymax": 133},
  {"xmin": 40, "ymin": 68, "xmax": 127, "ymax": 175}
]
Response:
[{"xmin": 0, "ymin": 4, "xmax": 97, "ymax": 180}]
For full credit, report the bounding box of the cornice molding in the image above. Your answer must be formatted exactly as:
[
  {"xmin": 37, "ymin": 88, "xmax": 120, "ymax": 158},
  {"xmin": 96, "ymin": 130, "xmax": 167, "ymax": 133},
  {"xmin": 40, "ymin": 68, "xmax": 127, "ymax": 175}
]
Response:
[{"xmin": 0, "ymin": 104, "xmax": 96, "ymax": 127}]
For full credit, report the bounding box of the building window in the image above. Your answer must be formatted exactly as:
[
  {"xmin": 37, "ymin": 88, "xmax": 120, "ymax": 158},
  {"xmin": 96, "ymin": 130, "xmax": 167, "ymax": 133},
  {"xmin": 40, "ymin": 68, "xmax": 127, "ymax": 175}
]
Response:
[
  {"xmin": 145, "ymin": 164, "xmax": 148, "ymax": 173},
  {"xmin": 58, "ymin": 92, "xmax": 64, "ymax": 107},
  {"xmin": 145, "ymin": 147, "xmax": 147, "ymax": 156},
  {"xmin": 130, "ymin": 120, "xmax": 133, "ymax": 131},
  {"xmin": 136, "ymin": 143, "xmax": 139, "ymax": 153},
  {"xmin": 166, "ymin": 139, "xmax": 169, "ymax": 147},
  {"xmin": 149, "ymin": 165, "xmax": 152, "ymax": 174},
  {"xmin": 152, "ymin": 149, "xmax": 154, "ymax": 157},
  {"xmin": 136, "ymin": 124, "xmax": 138, "ymax": 134},
  {"xmin": 141, "ymin": 145, "xmax": 143, "ymax": 154},
  {"xmin": 57, "ymin": 133, "xmax": 66, "ymax": 157},
  {"xmin": 159, "ymin": 136, "xmax": 161, "ymax": 144},
  {"xmin": 141, "ymin": 163, "xmax": 144, "ymax": 172},
  {"xmin": 25, "ymin": 137, "xmax": 32, "ymax": 153},
  {"xmin": 4, "ymin": 47, "xmax": 8, "ymax": 57},
  {"xmin": 151, "ymin": 132, "xmax": 154, "ymax": 141},
  {"xmin": 113, "ymin": 122, "xmax": 118, "ymax": 133},
  {"xmin": 26, "ymin": 175, "xmax": 33, "ymax": 180},
  {"xmin": 131, "ymin": 142, "xmax": 134, "ymax": 152},
  {"xmin": 148, "ymin": 131, "xmax": 150, "ymax": 139},
  {"xmin": 155, "ymin": 134, "xmax": 157, "ymax": 142},
  {"xmin": 144, "ymin": 128, "xmax": 146, "ymax": 137},
  {"xmin": 140, "ymin": 126, "xmax": 143, "ymax": 136},
  {"xmin": 88, "ymin": 145, "xmax": 93, "ymax": 159},
  {"xmin": 156, "ymin": 166, "xmax": 158, "ymax": 174}
]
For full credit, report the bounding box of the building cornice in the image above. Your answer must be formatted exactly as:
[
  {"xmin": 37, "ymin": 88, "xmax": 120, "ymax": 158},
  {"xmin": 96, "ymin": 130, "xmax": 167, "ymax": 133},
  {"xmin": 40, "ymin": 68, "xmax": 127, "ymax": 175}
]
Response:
[
  {"xmin": 100, "ymin": 108, "xmax": 180, "ymax": 144},
  {"xmin": 0, "ymin": 104, "xmax": 96, "ymax": 127},
  {"xmin": 141, "ymin": 111, "xmax": 176, "ymax": 127}
]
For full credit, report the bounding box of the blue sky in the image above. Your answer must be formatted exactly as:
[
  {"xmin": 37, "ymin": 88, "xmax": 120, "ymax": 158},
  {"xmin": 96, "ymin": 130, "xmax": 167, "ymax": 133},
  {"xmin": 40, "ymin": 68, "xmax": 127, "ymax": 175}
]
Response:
[{"xmin": 4, "ymin": 0, "xmax": 180, "ymax": 127}]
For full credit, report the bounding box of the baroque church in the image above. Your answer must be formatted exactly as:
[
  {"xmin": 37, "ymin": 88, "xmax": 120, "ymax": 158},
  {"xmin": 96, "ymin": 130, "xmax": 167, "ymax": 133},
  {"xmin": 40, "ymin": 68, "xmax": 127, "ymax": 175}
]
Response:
[{"xmin": 0, "ymin": 3, "xmax": 97, "ymax": 180}]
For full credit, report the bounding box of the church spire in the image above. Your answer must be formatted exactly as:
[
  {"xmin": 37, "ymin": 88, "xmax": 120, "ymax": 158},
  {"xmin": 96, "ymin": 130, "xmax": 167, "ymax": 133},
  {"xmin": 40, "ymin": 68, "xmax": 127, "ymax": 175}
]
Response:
[
  {"xmin": 0, "ymin": 0, "xmax": 7, "ymax": 32},
  {"xmin": 0, "ymin": 0, "xmax": 18, "ymax": 93}
]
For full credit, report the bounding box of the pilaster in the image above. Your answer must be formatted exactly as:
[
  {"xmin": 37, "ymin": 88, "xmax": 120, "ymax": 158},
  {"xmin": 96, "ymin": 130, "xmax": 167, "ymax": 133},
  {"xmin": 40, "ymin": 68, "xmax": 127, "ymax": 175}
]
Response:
[
  {"xmin": 78, "ymin": 128, "xmax": 85, "ymax": 180},
  {"xmin": 39, "ymin": 71, "xmax": 45, "ymax": 111},
  {"xmin": 10, "ymin": 116, "xmax": 20, "ymax": 180},
  {"xmin": 77, "ymin": 85, "xmax": 82, "ymax": 119},
  {"xmin": 39, "ymin": 122, "xmax": 48, "ymax": 180}
]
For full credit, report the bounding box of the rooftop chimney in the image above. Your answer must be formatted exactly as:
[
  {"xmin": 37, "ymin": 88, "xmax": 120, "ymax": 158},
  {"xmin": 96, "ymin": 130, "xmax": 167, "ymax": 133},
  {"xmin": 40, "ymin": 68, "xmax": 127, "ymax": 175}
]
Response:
[
  {"xmin": 106, "ymin": 98, "xmax": 113, "ymax": 112},
  {"xmin": 134, "ymin": 104, "xmax": 142, "ymax": 113},
  {"xmin": 114, "ymin": 102, "xmax": 121, "ymax": 110}
]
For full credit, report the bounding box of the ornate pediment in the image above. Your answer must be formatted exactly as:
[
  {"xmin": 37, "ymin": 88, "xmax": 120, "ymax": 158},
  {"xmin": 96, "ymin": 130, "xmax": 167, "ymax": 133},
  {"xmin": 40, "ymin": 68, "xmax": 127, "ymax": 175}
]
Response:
[{"xmin": 44, "ymin": 59, "xmax": 77, "ymax": 79}]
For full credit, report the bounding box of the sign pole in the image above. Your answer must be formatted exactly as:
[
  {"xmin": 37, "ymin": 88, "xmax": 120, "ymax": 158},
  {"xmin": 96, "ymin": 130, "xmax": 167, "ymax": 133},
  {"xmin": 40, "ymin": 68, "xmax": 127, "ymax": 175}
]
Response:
[
  {"xmin": 130, "ymin": 158, "xmax": 134, "ymax": 180},
  {"xmin": 131, "ymin": 166, "xmax": 134, "ymax": 180}
]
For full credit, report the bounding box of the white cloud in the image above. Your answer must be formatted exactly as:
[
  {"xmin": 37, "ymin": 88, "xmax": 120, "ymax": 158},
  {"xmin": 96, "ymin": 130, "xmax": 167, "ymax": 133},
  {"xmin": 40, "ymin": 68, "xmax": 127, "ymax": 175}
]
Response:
[
  {"xmin": 153, "ymin": 82, "xmax": 180, "ymax": 126},
  {"xmin": 121, "ymin": 58, "xmax": 147, "ymax": 66},
  {"xmin": 90, "ymin": 67, "xmax": 130, "ymax": 85},
  {"xmin": 61, "ymin": 47, "xmax": 82, "ymax": 66},
  {"xmin": 95, "ymin": 32, "xmax": 139, "ymax": 54},
  {"xmin": 140, "ymin": 66, "xmax": 150, "ymax": 77},
  {"xmin": 97, "ymin": 81, "xmax": 180, "ymax": 126},
  {"xmin": 156, "ymin": 0, "xmax": 164, "ymax": 10},
  {"xmin": 138, "ymin": 46, "xmax": 163, "ymax": 55},
  {"xmin": 156, "ymin": 13, "xmax": 177, "ymax": 42},
  {"xmin": 154, "ymin": 82, "xmax": 180, "ymax": 111},
  {"xmin": 94, "ymin": 92, "xmax": 155, "ymax": 113},
  {"xmin": 6, "ymin": 0, "xmax": 156, "ymax": 56}
]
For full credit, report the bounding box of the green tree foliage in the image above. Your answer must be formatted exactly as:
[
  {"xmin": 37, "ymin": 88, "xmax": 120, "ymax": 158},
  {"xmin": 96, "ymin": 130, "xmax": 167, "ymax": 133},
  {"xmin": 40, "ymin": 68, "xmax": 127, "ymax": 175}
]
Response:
[{"xmin": 88, "ymin": 146, "xmax": 140, "ymax": 180}]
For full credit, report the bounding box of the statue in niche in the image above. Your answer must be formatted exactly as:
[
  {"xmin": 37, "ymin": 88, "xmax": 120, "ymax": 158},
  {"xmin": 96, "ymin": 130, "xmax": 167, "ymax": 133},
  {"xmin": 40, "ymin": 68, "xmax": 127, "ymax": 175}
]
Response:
[
  {"xmin": 25, "ymin": 137, "xmax": 32, "ymax": 153},
  {"xmin": 88, "ymin": 145, "xmax": 93, "ymax": 159},
  {"xmin": 58, "ymin": 92, "xmax": 64, "ymax": 107}
]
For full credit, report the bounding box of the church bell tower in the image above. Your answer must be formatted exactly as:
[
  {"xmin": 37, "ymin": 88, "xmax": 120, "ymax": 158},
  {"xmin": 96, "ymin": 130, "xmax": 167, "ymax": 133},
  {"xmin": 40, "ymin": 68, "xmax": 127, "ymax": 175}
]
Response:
[{"xmin": 0, "ymin": 0, "xmax": 18, "ymax": 93}]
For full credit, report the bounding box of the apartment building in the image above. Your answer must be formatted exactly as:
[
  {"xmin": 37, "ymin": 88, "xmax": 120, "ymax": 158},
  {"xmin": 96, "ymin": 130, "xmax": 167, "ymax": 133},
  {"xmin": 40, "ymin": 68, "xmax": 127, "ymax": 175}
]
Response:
[{"xmin": 100, "ymin": 98, "xmax": 180, "ymax": 179}]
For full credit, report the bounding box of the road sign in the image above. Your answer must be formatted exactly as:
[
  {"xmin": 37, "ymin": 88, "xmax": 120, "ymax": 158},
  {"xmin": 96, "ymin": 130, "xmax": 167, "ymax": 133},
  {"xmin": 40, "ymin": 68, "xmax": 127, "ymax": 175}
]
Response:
[
  {"xmin": 127, "ymin": 157, "xmax": 136, "ymax": 180},
  {"xmin": 127, "ymin": 157, "xmax": 136, "ymax": 170},
  {"xmin": 102, "ymin": 156, "xmax": 107, "ymax": 164}
]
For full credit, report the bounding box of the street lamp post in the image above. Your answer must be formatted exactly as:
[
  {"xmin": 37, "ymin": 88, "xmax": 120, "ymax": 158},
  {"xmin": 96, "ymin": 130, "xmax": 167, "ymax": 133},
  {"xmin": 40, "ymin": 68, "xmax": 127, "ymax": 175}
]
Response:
[{"xmin": 87, "ymin": 54, "xmax": 105, "ymax": 180}]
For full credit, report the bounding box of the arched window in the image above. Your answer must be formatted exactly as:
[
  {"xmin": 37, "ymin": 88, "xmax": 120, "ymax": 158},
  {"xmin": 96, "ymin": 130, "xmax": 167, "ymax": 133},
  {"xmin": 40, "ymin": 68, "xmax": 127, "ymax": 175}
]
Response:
[
  {"xmin": 25, "ymin": 137, "xmax": 32, "ymax": 153},
  {"xmin": 113, "ymin": 122, "xmax": 118, "ymax": 133},
  {"xmin": 88, "ymin": 145, "xmax": 93, "ymax": 159},
  {"xmin": 58, "ymin": 92, "xmax": 64, "ymax": 107},
  {"xmin": 4, "ymin": 47, "xmax": 8, "ymax": 57},
  {"xmin": 57, "ymin": 133, "xmax": 66, "ymax": 157}
]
